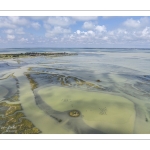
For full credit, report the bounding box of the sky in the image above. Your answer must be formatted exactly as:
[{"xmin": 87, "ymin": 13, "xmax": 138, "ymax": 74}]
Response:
[{"xmin": 0, "ymin": 16, "xmax": 150, "ymax": 48}]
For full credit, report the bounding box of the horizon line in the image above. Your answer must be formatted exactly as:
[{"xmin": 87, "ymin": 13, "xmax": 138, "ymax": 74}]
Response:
[
  {"xmin": 1, "ymin": 10, "xmax": 150, "ymax": 11},
  {"xmin": 0, "ymin": 47, "xmax": 150, "ymax": 49}
]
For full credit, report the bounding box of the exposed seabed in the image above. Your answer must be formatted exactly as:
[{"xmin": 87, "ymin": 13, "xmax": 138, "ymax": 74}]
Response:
[{"xmin": 0, "ymin": 51, "xmax": 150, "ymax": 134}]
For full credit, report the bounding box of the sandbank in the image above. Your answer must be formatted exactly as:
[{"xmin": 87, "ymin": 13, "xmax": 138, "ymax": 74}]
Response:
[{"xmin": 37, "ymin": 86, "xmax": 136, "ymax": 134}]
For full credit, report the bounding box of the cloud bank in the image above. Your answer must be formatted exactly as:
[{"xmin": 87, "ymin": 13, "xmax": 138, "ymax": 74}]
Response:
[{"xmin": 0, "ymin": 16, "xmax": 150, "ymax": 48}]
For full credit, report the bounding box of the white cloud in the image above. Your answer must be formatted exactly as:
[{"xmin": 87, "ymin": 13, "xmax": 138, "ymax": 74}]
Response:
[
  {"xmin": 45, "ymin": 17, "xmax": 75, "ymax": 27},
  {"xmin": 15, "ymin": 28, "xmax": 25, "ymax": 34},
  {"xmin": 53, "ymin": 37, "xmax": 58, "ymax": 40},
  {"xmin": 72, "ymin": 16, "xmax": 98, "ymax": 21},
  {"xmin": 83, "ymin": 21, "xmax": 95, "ymax": 29},
  {"xmin": 74, "ymin": 30, "xmax": 86, "ymax": 36},
  {"xmin": 108, "ymin": 31, "xmax": 114, "ymax": 36},
  {"xmin": 31, "ymin": 22, "xmax": 41, "ymax": 29},
  {"xmin": 76, "ymin": 30, "xmax": 81, "ymax": 35},
  {"xmin": 95, "ymin": 25, "xmax": 106, "ymax": 32},
  {"xmin": 117, "ymin": 29, "xmax": 128, "ymax": 34},
  {"xmin": 69, "ymin": 34, "xmax": 75, "ymax": 39},
  {"xmin": 29, "ymin": 16, "xmax": 48, "ymax": 20},
  {"xmin": 0, "ymin": 17, "xmax": 30, "ymax": 29},
  {"xmin": 7, "ymin": 34, "xmax": 15, "ymax": 40},
  {"xmin": 4, "ymin": 28, "xmax": 25, "ymax": 35},
  {"xmin": 87, "ymin": 30, "xmax": 95, "ymax": 36},
  {"xmin": 4, "ymin": 29, "xmax": 14, "ymax": 34},
  {"xmin": 8, "ymin": 16, "xmax": 29, "ymax": 26},
  {"xmin": 102, "ymin": 36, "xmax": 108, "ymax": 40},
  {"xmin": 123, "ymin": 18, "xmax": 141, "ymax": 28},
  {"xmin": 43, "ymin": 23, "xmax": 51, "ymax": 30},
  {"xmin": 140, "ymin": 17, "xmax": 150, "ymax": 25},
  {"xmin": 123, "ymin": 17, "xmax": 150, "ymax": 29},
  {"xmin": 19, "ymin": 38, "xmax": 28, "ymax": 42},
  {"xmin": 37, "ymin": 40, "xmax": 45, "ymax": 43},
  {"xmin": 74, "ymin": 30, "xmax": 96, "ymax": 43},
  {"xmin": 45, "ymin": 26, "xmax": 71, "ymax": 37},
  {"xmin": 141, "ymin": 27, "xmax": 150, "ymax": 37},
  {"xmin": 0, "ymin": 17, "xmax": 16, "ymax": 28},
  {"xmin": 1, "ymin": 16, "xmax": 150, "ymax": 48}
]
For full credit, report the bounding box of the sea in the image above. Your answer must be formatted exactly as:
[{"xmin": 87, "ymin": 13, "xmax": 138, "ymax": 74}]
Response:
[{"xmin": 0, "ymin": 48, "xmax": 150, "ymax": 134}]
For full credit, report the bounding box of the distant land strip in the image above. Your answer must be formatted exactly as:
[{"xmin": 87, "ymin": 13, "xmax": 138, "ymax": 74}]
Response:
[{"xmin": 0, "ymin": 52, "xmax": 78, "ymax": 59}]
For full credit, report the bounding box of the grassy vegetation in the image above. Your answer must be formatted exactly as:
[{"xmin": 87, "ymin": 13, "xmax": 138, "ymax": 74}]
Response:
[
  {"xmin": 0, "ymin": 52, "xmax": 78, "ymax": 60},
  {"xmin": 25, "ymin": 71, "xmax": 102, "ymax": 90},
  {"xmin": 0, "ymin": 102, "xmax": 41, "ymax": 134},
  {"xmin": 25, "ymin": 73, "xmax": 38, "ymax": 90}
]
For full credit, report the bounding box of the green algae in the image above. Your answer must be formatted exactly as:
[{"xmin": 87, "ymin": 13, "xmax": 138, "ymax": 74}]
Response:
[
  {"xmin": 0, "ymin": 102, "xmax": 41, "ymax": 134},
  {"xmin": 25, "ymin": 73, "xmax": 38, "ymax": 90},
  {"xmin": 69, "ymin": 110, "xmax": 80, "ymax": 117}
]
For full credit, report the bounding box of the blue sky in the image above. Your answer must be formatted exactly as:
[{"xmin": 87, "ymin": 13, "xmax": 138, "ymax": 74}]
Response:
[{"xmin": 0, "ymin": 16, "xmax": 150, "ymax": 48}]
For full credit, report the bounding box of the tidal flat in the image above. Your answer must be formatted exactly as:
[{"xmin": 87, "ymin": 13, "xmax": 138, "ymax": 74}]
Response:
[{"xmin": 0, "ymin": 49, "xmax": 150, "ymax": 134}]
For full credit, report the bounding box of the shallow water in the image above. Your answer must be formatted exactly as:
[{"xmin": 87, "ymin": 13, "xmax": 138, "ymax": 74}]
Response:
[
  {"xmin": 36, "ymin": 86, "xmax": 135, "ymax": 134},
  {"xmin": 0, "ymin": 48, "xmax": 150, "ymax": 134}
]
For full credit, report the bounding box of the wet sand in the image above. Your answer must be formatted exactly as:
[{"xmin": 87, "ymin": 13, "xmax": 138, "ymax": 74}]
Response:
[
  {"xmin": 1, "ymin": 49, "xmax": 150, "ymax": 134},
  {"xmin": 14, "ymin": 68, "xmax": 74, "ymax": 133},
  {"xmin": 37, "ymin": 86, "xmax": 135, "ymax": 134},
  {"xmin": 109, "ymin": 73, "xmax": 150, "ymax": 133}
]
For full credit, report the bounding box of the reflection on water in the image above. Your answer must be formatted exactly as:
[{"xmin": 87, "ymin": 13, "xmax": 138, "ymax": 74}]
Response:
[{"xmin": 0, "ymin": 48, "xmax": 150, "ymax": 134}]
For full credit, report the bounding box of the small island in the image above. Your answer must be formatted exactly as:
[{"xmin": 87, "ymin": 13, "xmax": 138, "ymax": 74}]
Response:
[{"xmin": 0, "ymin": 52, "xmax": 78, "ymax": 59}]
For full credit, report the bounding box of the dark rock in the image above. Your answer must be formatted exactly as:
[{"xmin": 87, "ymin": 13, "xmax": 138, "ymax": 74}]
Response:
[{"xmin": 96, "ymin": 80, "xmax": 101, "ymax": 82}]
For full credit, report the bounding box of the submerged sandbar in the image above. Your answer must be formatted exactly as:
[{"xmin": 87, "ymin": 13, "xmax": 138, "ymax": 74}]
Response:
[{"xmin": 37, "ymin": 86, "xmax": 136, "ymax": 134}]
